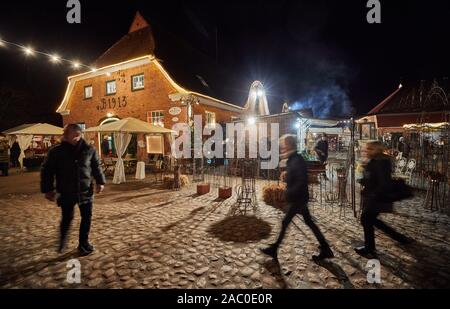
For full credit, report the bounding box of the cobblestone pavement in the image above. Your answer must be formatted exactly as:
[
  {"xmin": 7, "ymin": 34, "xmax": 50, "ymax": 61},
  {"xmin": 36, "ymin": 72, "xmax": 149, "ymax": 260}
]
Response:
[{"xmin": 0, "ymin": 171, "xmax": 449, "ymax": 289}]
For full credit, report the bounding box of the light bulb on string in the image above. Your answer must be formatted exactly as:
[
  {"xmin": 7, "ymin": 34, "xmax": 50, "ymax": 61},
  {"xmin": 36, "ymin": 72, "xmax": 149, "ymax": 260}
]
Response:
[
  {"xmin": 0, "ymin": 37, "xmax": 94, "ymax": 70},
  {"xmin": 50, "ymin": 54, "xmax": 61, "ymax": 63},
  {"xmin": 23, "ymin": 46, "xmax": 34, "ymax": 56},
  {"xmin": 72, "ymin": 61, "xmax": 80, "ymax": 69}
]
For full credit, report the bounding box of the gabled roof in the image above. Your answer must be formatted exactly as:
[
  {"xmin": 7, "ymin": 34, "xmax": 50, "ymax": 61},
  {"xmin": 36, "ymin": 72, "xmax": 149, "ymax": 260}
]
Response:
[
  {"xmin": 92, "ymin": 12, "xmax": 244, "ymax": 106},
  {"xmin": 94, "ymin": 13, "xmax": 155, "ymax": 68},
  {"xmin": 367, "ymin": 79, "xmax": 450, "ymax": 115}
]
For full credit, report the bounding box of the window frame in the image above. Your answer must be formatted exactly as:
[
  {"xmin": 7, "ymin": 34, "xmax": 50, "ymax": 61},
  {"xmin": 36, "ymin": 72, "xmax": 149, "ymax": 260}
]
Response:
[
  {"xmin": 131, "ymin": 73, "xmax": 145, "ymax": 91},
  {"xmin": 147, "ymin": 110, "xmax": 165, "ymax": 127},
  {"xmin": 205, "ymin": 110, "xmax": 216, "ymax": 127},
  {"xmin": 84, "ymin": 85, "xmax": 93, "ymax": 100},
  {"xmin": 105, "ymin": 80, "xmax": 117, "ymax": 96}
]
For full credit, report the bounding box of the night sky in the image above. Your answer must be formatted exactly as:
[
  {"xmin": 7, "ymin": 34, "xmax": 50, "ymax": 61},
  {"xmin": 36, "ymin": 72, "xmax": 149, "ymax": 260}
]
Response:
[{"xmin": 0, "ymin": 0, "xmax": 449, "ymax": 130}]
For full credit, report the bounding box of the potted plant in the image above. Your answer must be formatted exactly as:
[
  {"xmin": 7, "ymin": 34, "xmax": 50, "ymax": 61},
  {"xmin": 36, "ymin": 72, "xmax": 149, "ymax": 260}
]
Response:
[
  {"xmin": 218, "ymin": 163, "xmax": 232, "ymax": 199},
  {"xmin": 196, "ymin": 157, "xmax": 210, "ymax": 195},
  {"xmin": 197, "ymin": 182, "xmax": 210, "ymax": 195}
]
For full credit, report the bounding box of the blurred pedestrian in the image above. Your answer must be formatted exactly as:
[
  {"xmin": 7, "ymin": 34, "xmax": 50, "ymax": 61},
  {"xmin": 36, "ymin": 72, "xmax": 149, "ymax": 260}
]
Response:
[
  {"xmin": 10, "ymin": 140, "xmax": 21, "ymax": 168},
  {"xmin": 261, "ymin": 134, "xmax": 334, "ymax": 261},
  {"xmin": 41, "ymin": 124, "xmax": 106, "ymax": 255},
  {"xmin": 314, "ymin": 133, "xmax": 329, "ymax": 164},
  {"xmin": 355, "ymin": 141, "xmax": 412, "ymax": 258}
]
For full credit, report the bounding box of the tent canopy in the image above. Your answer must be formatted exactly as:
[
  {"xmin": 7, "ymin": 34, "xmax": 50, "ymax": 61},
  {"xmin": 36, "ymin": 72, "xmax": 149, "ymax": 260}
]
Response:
[
  {"xmin": 3, "ymin": 123, "xmax": 63, "ymax": 135},
  {"xmin": 2, "ymin": 123, "xmax": 37, "ymax": 135},
  {"xmin": 308, "ymin": 118, "xmax": 342, "ymax": 128},
  {"xmin": 85, "ymin": 117, "xmax": 175, "ymax": 134},
  {"xmin": 294, "ymin": 114, "xmax": 344, "ymax": 128}
]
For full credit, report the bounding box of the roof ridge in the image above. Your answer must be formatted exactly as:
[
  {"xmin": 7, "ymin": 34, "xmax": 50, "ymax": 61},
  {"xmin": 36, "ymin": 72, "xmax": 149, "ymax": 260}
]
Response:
[{"xmin": 367, "ymin": 86, "xmax": 403, "ymax": 115}]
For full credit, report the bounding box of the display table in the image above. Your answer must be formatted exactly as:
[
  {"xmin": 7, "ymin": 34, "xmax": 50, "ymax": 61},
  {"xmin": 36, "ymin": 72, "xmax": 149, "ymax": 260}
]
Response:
[{"xmin": 135, "ymin": 161, "xmax": 145, "ymax": 180}]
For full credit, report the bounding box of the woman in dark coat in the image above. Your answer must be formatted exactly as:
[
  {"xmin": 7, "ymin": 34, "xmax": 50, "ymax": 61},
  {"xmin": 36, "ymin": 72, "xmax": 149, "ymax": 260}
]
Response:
[
  {"xmin": 355, "ymin": 141, "xmax": 411, "ymax": 257},
  {"xmin": 10, "ymin": 140, "xmax": 21, "ymax": 168}
]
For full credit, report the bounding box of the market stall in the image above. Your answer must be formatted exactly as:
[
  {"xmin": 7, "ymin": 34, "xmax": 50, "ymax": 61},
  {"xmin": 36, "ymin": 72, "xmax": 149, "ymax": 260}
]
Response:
[
  {"xmin": 85, "ymin": 117, "xmax": 175, "ymax": 184},
  {"xmin": 3, "ymin": 123, "xmax": 63, "ymax": 170},
  {"xmin": 296, "ymin": 117, "xmax": 352, "ymax": 161}
]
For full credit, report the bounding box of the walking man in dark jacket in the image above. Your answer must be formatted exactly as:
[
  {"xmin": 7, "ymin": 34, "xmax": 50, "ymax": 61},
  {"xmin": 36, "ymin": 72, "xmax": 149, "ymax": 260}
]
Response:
[
  {"xmin": 261, "ymin": 134, "xmax": 334, "ymax": 261},
  {"xmin": 41, "ymin": 124, "xmax": 106, "ymax": 255}
]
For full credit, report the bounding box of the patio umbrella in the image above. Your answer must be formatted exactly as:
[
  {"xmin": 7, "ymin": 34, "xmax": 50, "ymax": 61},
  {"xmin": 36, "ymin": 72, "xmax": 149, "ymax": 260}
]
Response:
[
  {"xmin": 3, "ymin": 123, "xmax": 64, "ymax": 167},
  {"xmin": 85, "ymin": 117, "xmax": 175, "ymax": 184}
]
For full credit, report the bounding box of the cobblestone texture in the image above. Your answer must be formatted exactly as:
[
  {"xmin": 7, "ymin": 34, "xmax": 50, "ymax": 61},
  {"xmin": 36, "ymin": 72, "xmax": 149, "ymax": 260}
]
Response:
[{"xmin": 0, "ymin": 171, "xmax": 449, "ymax": 289}]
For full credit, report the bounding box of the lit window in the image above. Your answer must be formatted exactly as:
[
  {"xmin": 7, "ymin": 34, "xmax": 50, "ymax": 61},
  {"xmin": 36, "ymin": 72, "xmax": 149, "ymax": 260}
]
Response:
[
  {"xmin": 84, "ymin": 85, "xmax": 93, "ymax": 99},
  {"xmin": 132, "ymin": 74, "xmax": 144, "ymax": 90},
  {"xmin": 147, "ymin": 111, "xmax": 164, "ymax": 127},
  {"xmin": 106, "ymin": 80, "xmax": 116, "ymax": 95},
  {"xmin": 205, "ymin": 111, "xmax": 216, "ymax": 127}
]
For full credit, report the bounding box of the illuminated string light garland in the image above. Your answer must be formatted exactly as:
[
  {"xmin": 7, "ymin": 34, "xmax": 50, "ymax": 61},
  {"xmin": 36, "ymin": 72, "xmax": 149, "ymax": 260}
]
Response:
[{"xmin": 0, "ymin": 37, "xmax": 96, "ymax": 72}]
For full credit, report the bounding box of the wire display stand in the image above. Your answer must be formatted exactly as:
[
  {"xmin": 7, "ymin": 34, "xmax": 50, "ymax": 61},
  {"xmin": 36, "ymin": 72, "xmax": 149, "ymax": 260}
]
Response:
[{"xmin": 228, "ymin": 159, "xmax": 258, "ymax": 216}]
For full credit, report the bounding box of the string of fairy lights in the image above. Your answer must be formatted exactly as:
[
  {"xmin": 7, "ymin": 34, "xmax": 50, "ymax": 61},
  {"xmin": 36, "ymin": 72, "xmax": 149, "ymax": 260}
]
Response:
[{"xmin": 0, "ymin": 37, "xmax": 96, "ymax": 72}]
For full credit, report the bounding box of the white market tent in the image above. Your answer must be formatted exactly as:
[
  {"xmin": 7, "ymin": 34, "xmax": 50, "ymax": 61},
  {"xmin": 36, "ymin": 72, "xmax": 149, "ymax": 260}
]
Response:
[
  {"xmin": 2, "ymin": 123, "xmax": 37, "ymax": 135},
  {"xmin": 4, "ymin": 123, "xmax": 64, "ymax": 135},
  {"xmin": 85, "ymin": 117, "xmax": 175, "ymax": 184},
  {"xmin": 296, "ymin": 116, "xmax": 346, "ymax": 153},
  {"xmin": 3, "ymin": 123, "xmax": 64, "ymax": 166},
  {"xmin": 85, "ymin": 117, "xmax": 176, "ymax": 134}
]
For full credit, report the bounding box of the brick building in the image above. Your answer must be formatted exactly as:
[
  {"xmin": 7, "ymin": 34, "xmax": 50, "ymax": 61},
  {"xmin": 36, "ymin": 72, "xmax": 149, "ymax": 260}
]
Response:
[{"xmin": 56, "ymin": 12, "xmax": 244, "ymax": 161}]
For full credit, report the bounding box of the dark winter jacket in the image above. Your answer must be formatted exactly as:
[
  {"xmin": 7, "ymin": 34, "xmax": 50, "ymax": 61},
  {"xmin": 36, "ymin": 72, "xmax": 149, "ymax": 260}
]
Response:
[
  {"xmin": 314, "ymin": 140, "xmax": 329, "ymax": 161},
  {"xmin": 360, "ymin": 154, "xmax": 393, "ymax": 212},
  {"xmin": 40, "ymin": 139, "xmax": 106, "ymax": 203},
  {"xmin": 10, "ymin": 142, "xmax": 20, "ymax": 157},
  {"xmin": 285, "ymin": 151, "xmax": 309, "ymax": 207}
]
